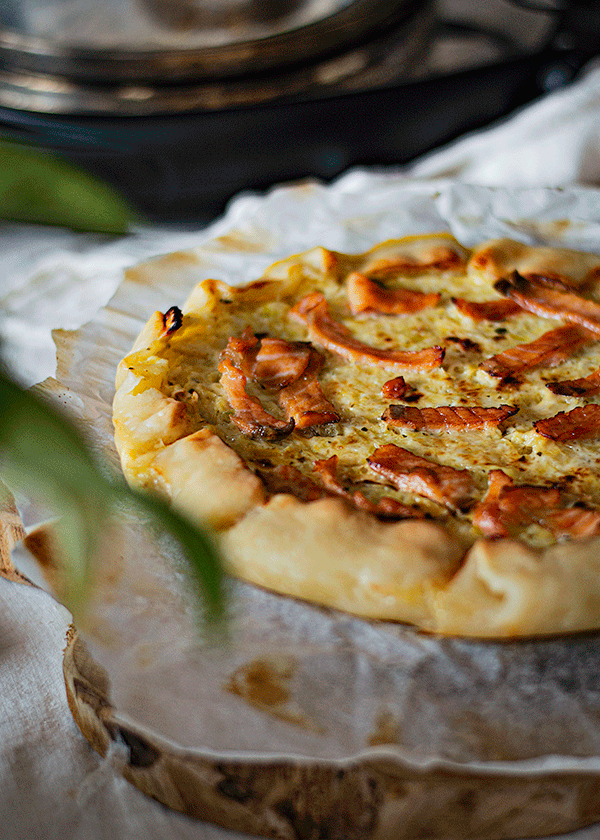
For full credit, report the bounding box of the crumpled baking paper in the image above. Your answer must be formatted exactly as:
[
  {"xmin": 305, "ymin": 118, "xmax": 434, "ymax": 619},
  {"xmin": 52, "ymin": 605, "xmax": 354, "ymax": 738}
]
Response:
[{"xmin": 36, "ymin": 175, "xmax": 600, "ymax": 779}]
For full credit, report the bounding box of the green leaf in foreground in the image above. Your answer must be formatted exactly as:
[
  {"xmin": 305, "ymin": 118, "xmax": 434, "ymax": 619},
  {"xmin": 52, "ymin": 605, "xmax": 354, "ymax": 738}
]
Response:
[
  {"xmin": 0, "ymin": 369, "xmax": 225, "ymax": 620},
  {"xmin": 0, "ymin": 140, "xmax": 137, "ymax": 234}
]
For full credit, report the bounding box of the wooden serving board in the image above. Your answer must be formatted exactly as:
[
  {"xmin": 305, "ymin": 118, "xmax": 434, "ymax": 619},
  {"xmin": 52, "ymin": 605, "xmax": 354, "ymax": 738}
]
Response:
[{"xmin": 63, "ymin": 629, "xmax": 600, "ymax": 840}]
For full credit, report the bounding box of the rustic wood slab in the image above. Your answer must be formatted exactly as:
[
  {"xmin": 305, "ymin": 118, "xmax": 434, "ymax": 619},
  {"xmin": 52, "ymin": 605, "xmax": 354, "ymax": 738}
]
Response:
[{"xmin": 63, "ymin": 631, "xmax": 600, "ymax": 840}]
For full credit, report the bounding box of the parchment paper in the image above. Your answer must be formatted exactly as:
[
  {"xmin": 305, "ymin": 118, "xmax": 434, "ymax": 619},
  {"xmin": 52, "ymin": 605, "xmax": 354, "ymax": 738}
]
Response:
[{"xmin": 36, "ymin": 174, "xmax": 600, "ymax": 778}]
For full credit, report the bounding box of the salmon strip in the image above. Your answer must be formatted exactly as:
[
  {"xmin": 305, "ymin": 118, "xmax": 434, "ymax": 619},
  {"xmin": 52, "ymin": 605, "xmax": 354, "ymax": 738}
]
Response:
[
  {"xmin": 534, "ymin": 403, "xmax": 600, "ymax": 442},
  {"xmin": 381, "ymin": 376, "xmax": 422, "ymax": 402},
  {"xmin": 382, "ymin": 376, "xmax": 408, "ymax": 400},
  {"xmin": 313, "ymin": 456, "xmax": 423, "ymax": 520},
  {"xmin": 221, "ymin": 327, "xmax": 261, "ymax": 380},
  {"xmin": 223, "ymin": 330, "xmax": 336, "ymax": 430},
  {"xmin": 290, "ymin": 292, "xmax": 444, "ymax": 371},
  {"xmin": 472, "ymin": 470, "xmax": 561, "ymax": 538},
  {"xmin": 453, "ymin": 297, "xmax": 523, "ymax": 321},
  {"xmin": 495, "ymin": 271, "xmax": 600, "ymax": 336},
  {"xmin": 278, "ymin": 350, "xmax": 340, "ymax": 429},
  {"xmin": 347, "ymin": 272, "xmax": 440, "ymax": 316},
  {"xmin": 546, "ymin": 368, "xmax": 600, "ymax": 396},
  {"xmin": 382, "ymin": 404, "xmax": 518, "ymax": 432},
  {"xmin": 253, "ymin": 337, "xmax": 312, "ymax": 389},
  {"xmin": 257, "ymin": 464, "xmax": 326, "ymax": 502},
  {"xmin": 544, "ymin": 507, "xmax": 600, "ymax": 539},
  {"xmin": 479, "ymin": 325, "xmax": 593, "ymax": 382},
  {"xmin": 367, "ymin": 444, "xmax": 476, "ymax": 511},
  {"xmin": 218, "ymin": 357, "xmax": 294, "ymax": 439},
  {"xmin": 223, "ymin": 328, "xmax": 311, "ymax": 389}
]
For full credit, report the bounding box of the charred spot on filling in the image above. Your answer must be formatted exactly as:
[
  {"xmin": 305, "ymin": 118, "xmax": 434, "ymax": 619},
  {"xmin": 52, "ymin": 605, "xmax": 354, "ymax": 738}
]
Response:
[
  {"xmin": 445, "ymin": 336, "xmax": 482, "ymax": 353},
  {"xmin": 402, "ymin": 391, "xmax": 423, "ymax": 403},
  {"xmin": 162, "ymin": 305, "xmax": 183, "ymax": 335}
]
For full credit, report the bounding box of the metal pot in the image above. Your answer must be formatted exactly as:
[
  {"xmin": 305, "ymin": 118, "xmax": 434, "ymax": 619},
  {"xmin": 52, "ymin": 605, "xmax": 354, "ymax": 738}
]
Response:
[{"xmin": 0, "ymin": 0, "xmax": 426, "ymax": 96}]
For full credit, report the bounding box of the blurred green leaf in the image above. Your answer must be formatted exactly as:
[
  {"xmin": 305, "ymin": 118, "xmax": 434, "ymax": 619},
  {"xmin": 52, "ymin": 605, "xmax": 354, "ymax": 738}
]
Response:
[
  {"xmin": 0, "ymin": 369, "xmax": 225, "ymax": 619},
  {"xmin": 0, "ymin": 140, "xmax": 137, "ymax": 234}
]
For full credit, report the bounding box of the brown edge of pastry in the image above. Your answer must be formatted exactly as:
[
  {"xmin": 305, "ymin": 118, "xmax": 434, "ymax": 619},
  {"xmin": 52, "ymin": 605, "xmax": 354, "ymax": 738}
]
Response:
[
  {"xmin": 63, "ymin": 631, "xmax": 600, "ymax": 840},
  {"xmin": 0, "ymin": 480, "xmax": 31, "ymax": 586}
]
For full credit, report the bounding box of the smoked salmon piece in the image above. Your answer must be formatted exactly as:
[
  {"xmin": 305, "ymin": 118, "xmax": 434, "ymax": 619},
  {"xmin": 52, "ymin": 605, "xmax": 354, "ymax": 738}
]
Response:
[
  {"xmin": 218, "ymin": 357, "xmax": 294, "ymax": 439},
  {"xmin": 222, "ymin": 329, "xmax": 338, "ymax": 431},
  {"xmin": 479, "ymin": 325, "xmax": 592, "ymax": 382},
  {"xmin": 546, "ymin": 368, "xmax": 600, "ymax": 396},
  {"xmin": 382, "ymin": 404, "xmax": 518, "ymax": 432},
  {"xmin": 290, "ymin": 292, "xmax": 444, "ymax": 371},
  {"xmin": 495, "ymin": 271, "xmax": 600, "ymax": 336},
  {"xmin": 544, "ymin": 507, "xmax": 600, "ymax": 539},
  {"xmin": 367, "ymin": 443, "xmax": 476, "ymax": 511},
  {"xmin": 381, "ymin": 376, "xmax": 422, "ymax": 402},
  {"xmin": 253, "ymin": 337, "xmax": 312, "ymax": 389},
  {"xmin": 472, "ymin": 470, "xmax": 561, "ymax": 538},
  {"xmin": 278, "ymin": 350, "xmax": 340, "ymax": 430},
  {"xmin": 313, "ymin": 455, "xmax": 423, "ymax": 520},
  {"xmin": 223, "ymin": 328, "xmax": 311, "ymax": 389},
  {"xmin": 347, "ymin": 272, "xmax": 440, "ymax": 315},
  {"xmin": 534, "ymin": 403, "xmax": 600, "ymax": 442},
  {"xmin": 256, "ymin": 464, "xmax": 326, "ymax": 502},
  {"xmin": 365, "ymin": 246, "xmax": 464, "ymax": 277},
  {"xmin": 473, "ymin": 469, "xmax": 600, "ymax": 539},
  {"xmin": 453, "ymin": 297, "xmax": 523, "ymax": 321}
]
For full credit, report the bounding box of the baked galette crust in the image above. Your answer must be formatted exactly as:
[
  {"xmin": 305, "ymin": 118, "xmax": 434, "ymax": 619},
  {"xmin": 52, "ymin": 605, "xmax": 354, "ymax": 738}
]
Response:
[{"xmin": 113, "ymin": 234, "xmax": 600, "ymax": 637}]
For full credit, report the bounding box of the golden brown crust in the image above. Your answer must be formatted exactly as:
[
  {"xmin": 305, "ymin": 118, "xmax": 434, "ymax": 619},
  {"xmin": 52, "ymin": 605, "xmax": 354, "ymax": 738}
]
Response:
[
  {"xmin": 113, "ymin": 234, "xmax": 600, "ymax": 637},
  {"xmin": 221, "ymin": 494, "xmax": 463, "ymax": 626},
  {"xmin": 469, "ymin": 238, "xmax": 600, "ymax": 289},
  {"xmin": 151, "ymin": 429, "xmax": 265, "ymax": 530}
]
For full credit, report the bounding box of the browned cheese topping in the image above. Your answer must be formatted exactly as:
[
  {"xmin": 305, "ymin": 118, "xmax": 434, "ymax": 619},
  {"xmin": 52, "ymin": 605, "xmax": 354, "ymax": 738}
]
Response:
[
  {"xmin": 382, "ymin": 404, "xmax": 518, "ymax": 432},
  {"xmin": 367, "ymin": 443, "xmax": 476, "ymax": 512},
  {"xmin": 347, "ymin": 271, "xmax": 440, "ymax": 316},
  {"xmin": 534, "ymin": 403, "xmax": 600, "ymax": 442},
  {"xmin": 289, "ymin": 292, "xmax": 445, "ymax": 372}
]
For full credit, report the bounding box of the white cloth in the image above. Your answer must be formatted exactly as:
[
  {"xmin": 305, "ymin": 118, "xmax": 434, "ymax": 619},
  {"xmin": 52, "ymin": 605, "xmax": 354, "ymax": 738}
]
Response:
[
  {"xmin": 5, "ymin": 59, "xmax": 600, "ymax": 840},
  {"xmin": 406, "ymin": 61, "xmax": 600, "ymax": 187}
]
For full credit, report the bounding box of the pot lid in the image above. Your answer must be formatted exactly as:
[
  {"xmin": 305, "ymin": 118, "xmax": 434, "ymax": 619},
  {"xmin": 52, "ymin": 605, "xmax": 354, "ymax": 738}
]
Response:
[{"xmin": 0, "ymin": 0, "xmax": 420, "ymax": 82}]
